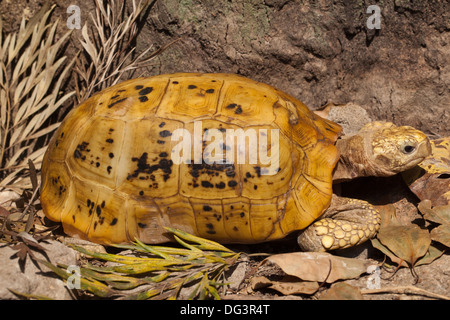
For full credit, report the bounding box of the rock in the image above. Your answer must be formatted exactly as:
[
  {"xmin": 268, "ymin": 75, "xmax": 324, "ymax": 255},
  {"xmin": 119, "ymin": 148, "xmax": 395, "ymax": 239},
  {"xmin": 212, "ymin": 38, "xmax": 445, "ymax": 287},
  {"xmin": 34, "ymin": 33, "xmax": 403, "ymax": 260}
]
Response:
[
  {"xmin": 2, "ymin": 0, "xmax": 447, "ymax": 137},
  {"xmin": 134, "ymin": 0, "xmax": 448, "ymax": 137},
  {"xmin": 0, "ymin": 239, "xmax": 78, "ymax": 300},
  {"xmin": 224, "ymin": 255, "xmax": 250, "ymax": 292},
  {"xmin": 63, "ymin": 237, "xmax": 107, "ymax": 254},
  {"xmin": 318, "ymin": 102, "xmax": 373, "ymax": 136}
]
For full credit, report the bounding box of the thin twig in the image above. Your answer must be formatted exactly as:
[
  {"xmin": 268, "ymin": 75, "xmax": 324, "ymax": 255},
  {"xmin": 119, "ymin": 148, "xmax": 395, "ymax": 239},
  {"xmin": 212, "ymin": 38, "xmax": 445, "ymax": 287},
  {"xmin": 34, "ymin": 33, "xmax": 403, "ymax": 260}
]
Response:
[{"xmin": 361, "ymin": 286, "xmax": 450, "ymax": 300}]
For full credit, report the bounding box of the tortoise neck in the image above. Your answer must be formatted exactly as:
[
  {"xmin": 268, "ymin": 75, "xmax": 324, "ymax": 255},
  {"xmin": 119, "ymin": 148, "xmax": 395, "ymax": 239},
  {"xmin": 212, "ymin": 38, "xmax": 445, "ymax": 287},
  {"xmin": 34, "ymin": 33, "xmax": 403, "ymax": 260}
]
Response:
[{"xmin": 332, "ymin": 135, "xmax": 378, "ymax": 183}]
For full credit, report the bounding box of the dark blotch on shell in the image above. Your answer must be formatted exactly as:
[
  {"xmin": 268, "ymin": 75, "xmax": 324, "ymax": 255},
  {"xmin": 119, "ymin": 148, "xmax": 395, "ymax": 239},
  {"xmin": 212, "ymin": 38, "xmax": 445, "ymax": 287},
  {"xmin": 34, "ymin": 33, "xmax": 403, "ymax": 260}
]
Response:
[
  {"xmin": 215, "ymin": 182, "xmax": 226, "ymax": 189},
  {"xmin": 228, "ymin": 180, "xmax": 238, "ymax": 187},
  {"xmin": 139, "ymin": 87, "xmax": 153, "ymax": 95},
  {"xmin": 159, "ymin": 130, "xmax": 172, "ymax": 138},
  {"xmin": 74, "ymin": 142, "xmax": 89, "ymax": 159},
  {"xmin": 127, "ymin": 152, "xmax": 173, "ymax": 181},
  {"xmin": 107, "ymin": 97, "xmax": 127, "ymax": 109},
  {"xmin": 201, "ymin": 181, "xmax": 214, "ymax": 188},
  {"xmin": 205, "ymin": 223, "xmax": 215, "ymax": 234}
]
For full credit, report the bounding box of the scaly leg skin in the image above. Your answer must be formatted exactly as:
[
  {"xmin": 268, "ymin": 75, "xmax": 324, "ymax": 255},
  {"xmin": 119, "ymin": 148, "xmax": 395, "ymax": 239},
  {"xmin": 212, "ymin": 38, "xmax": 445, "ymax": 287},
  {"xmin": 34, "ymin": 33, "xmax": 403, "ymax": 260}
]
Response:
[{"xmin": 297, "ymin": 194, "xmax": 381, "ymax": 252}]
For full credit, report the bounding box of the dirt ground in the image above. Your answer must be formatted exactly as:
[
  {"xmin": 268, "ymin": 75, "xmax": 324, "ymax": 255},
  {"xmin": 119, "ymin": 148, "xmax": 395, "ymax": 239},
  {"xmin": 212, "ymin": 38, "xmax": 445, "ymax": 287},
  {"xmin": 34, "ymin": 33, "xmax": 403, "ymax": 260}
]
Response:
[{"xmin": 0, "ymin": 0, "xmax": 448, "ymax": 300}]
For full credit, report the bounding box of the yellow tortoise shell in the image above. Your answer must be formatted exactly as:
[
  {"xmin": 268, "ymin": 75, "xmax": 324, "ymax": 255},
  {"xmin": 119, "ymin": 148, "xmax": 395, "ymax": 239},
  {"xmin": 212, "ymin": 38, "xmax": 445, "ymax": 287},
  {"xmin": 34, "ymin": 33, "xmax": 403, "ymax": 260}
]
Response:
[{"xmin": 41, "ymin": 73, "xmax": 341, "ymax": 245}]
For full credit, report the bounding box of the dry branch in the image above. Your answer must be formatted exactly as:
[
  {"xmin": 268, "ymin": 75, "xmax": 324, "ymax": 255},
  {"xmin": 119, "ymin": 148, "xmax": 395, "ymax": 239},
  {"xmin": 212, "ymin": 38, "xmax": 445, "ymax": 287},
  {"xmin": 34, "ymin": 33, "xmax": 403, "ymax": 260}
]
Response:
[
  {"xmin": 74, "ymin": 0, "xmax": 159, "ymax": 104},
  {"xmin": 0, "ymin": 5, "xmax": 74, "ymax": 189}
]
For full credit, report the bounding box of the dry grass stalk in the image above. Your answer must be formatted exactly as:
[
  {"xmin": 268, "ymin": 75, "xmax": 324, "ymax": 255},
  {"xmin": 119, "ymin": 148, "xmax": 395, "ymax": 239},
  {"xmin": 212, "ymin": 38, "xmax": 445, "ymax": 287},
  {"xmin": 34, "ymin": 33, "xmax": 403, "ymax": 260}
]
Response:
[
  {"xmin": 0, "ymin": 0, "xmax": 166, "ymax": 191},
  {"xmin": 0, "ymin": 4, "xmax": 74, "ymax": 190},
  {"xmin": 74, "ymin": 0, "xmax": 163, "ymax": 104},
  {"xmin": 41, "ymin": 228, "xmax": 241, "ymax": 300}
]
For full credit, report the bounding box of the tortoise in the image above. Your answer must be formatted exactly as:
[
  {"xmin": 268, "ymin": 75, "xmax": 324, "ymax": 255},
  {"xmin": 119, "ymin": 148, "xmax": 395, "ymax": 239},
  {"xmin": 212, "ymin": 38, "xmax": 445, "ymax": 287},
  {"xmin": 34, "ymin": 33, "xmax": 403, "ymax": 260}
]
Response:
[{"xmin": 40, "ymin": 73, "xmax": 431, "ymax": 251}]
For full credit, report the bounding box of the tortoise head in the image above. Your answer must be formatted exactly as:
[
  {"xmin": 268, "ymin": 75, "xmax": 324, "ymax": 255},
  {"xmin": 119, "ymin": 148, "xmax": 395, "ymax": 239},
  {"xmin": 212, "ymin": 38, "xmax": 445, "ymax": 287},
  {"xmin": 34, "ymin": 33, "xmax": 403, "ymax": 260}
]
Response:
[
  {"xmin": 367, "ymin": 122, "xmax": 431, "ymax": 175},
  {"xmin": 333, "ymin": 122, "xmax": 432, "ymax": 181}
]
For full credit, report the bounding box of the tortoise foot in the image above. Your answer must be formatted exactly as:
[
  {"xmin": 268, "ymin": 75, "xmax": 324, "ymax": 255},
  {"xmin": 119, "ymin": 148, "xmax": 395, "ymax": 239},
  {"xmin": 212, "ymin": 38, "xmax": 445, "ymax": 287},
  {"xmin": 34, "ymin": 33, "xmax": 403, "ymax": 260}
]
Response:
[{"xmin": 297, "ymin": 196, "xmax": 381, "ymax": 251}]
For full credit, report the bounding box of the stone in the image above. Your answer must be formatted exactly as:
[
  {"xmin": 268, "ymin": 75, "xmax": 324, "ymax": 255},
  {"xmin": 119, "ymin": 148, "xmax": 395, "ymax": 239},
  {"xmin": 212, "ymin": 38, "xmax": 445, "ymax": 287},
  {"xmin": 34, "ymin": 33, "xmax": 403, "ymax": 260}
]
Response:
[{"xmin": 0, "ymin": 239, "xmax": 78, "ymax": 300}]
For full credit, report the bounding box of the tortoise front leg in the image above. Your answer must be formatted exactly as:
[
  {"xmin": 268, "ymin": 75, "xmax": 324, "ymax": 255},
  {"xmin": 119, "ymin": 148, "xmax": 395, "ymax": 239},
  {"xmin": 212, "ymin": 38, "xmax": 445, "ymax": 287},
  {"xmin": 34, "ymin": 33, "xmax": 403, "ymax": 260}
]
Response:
[{"xmin": 297, "ymin": 195, "xmax": 381, "ymax": 251}]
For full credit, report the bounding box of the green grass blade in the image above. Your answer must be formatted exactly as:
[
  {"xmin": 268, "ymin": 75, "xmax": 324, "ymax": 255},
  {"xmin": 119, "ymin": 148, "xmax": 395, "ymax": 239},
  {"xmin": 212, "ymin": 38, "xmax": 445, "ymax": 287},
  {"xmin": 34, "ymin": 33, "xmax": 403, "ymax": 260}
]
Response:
[
  {"xmin": 165, "ymin": 227, "xmax": 234, "ymax": 253},
  {"xmin": 38, "ymin": 259, "xmax": 116, "ymax": 298}
]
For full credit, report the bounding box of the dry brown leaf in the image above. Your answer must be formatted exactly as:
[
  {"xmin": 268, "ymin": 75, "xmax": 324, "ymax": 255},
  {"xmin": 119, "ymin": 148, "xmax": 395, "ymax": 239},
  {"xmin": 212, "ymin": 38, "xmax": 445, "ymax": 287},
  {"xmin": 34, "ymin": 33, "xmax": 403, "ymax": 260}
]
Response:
[
  {"xmin": 319, "ymin": 283, "xmax": 363, "ymax": 300},
  {"xmin": 270, "ymin": 280, "xmax": 319, "ymax": 296},
  {"xmin": 418, "ymin": 200, "xmax": 450, "ymax": 248},
  {"xmin": 375, "ymin": 204, "xmax": 399, "ymax": 228},
  {"xmin": 403, "ymin": 137, "xmax": 450, "ymax": 206},
  {"xmin": 9, "ymin": 232, "xmax": 49, "ymax": 272},
  {"xmin": 377, "ymin": 224, "xmax": 431, "ymax": 267},
  {"xmin": 371, "ymin": 238, "xmax": 408, "ymax": 267},
  {"xmin": 418, "ymin": 200, "xmax": 450, "ymax": 225},
  {"xmin": 250, "ymin": 276, "xmax": 319, "ymax": 295},
  {"xmin": 407, "ymin": 172, "xmax": 450, "ymax": 206},
  {"xmin": 373, "ymin": 236, "xmax": 444, "ymax": 268},
  {"xmin": 415, "ymin": 244, "xmax": 445, "ymax": 266},
  {"xmin": 418, "ymin": 137, "xmax": 450, "ymax": 175},
  {"xmin": 264, "ymin": 252, "xmax": 370, "ymax": 283},
  {"xmin": 373, "ymin": 201, "xmax": 444, "ymax": 271},
  {"xmin": 430, "ymin": 225, "xmax": 450, "ymax": 248},
  {"xmin": 0, "ymin": 206, "xmax": 10, "ymax": 217},
  {"xmin": 249, "ymin": 276, "xmax": 272, "ymax": 291}
]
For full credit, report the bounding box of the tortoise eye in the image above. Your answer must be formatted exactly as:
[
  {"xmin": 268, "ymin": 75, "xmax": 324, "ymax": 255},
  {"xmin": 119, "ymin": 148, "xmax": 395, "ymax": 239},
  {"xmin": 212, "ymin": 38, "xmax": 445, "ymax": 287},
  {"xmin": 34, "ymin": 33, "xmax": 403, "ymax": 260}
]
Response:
[{"xmin": 400, "ymin": 142, "xmax": 416, "ymax": 154}]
